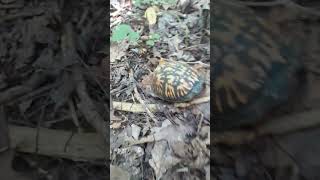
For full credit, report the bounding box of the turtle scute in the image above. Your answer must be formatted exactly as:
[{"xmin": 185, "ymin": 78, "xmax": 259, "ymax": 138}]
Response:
[{"xmin": 151, "ymin": 61, "xmax": 204, "ymax": 102}]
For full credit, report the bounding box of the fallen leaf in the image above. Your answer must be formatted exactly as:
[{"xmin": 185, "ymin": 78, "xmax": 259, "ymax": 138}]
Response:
[
  {"xmin": 110, "ymin": 42, "xmax": 129, "ymax": 63},
  {"xmin": 131, "ymin": 124, "xmax": 141, "ymax": 140},
  {"xmin": 149, "ymin": 141, "xmax": 181, "ymax": 180},
  {"xmin": 110, "ymin": 165, "xmax": 131, "ymax": 180},
  {"xmin": 111, "ymin": 122, "xmax": 123, "ymax": 129},
  {"xmin": 144, "ymin": 6, "xmax": 159, "ymax": 25}
]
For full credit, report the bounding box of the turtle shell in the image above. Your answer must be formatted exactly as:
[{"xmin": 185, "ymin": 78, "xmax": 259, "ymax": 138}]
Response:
[
  {"xmin": 152, "ymin": 61, "xmax": 204, "ymax": 102},
  {"xmin": 213, "ymin": 1, "xmax": 304, "ymax": 130}
]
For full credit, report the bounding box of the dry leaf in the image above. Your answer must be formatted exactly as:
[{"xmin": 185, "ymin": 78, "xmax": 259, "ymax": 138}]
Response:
[
  {"xmin": 111, "ymin": 122, "xmax": 123, "ymax": 129},
  {"xmin": 149, "ymin": 141, "xmax": 181, "ymax": 180},
  {"xmin": 110, "ymin": 42, "xmax": 129, "ymax": 63},
  {"xmin": 144, "ymin": 6, "xmax": 159, "ymax": 25},
  {"xmin": 131, "ymin": 124, "xmax": 141, "ymax": 140},
  {"xmin": 110, "ymin": 165, "xmax": 131, "ymax": 180}
]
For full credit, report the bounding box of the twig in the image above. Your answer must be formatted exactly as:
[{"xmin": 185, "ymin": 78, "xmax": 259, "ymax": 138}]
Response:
[
  {"xmin": 233, "ymin": 0, "xmax": 320, "ymax": 17},
  {"xmin": 0, "ymin": 106, "xmax": 9, "ymax": 152},
  {"xmin": 213, "ymin": 109, "xmax": 320, "ymax": 145},
  {"xmin": 212, "ymin": 130, "xmax": 256, "ymax": 145},
  {"xmin": 60, "ymin": 22, "xmax": 107, "ymax": 139},
  {"xmin": 232, "ymin": 0, "xmax": 290, "ymax": 6},
  {"xmin": 0, "ymin": 4, "xmax": 23, "ymax": 9},
  {"xmin": 74, "ymin": 66, "xmax": 107, "ymax": 139},
  {"xmin": 0, "ymin": 86, "xmax": 32, "ymax": 105},
  {"xmin": 129, "ymin": 69, "xmax": 159, "ymax": 124},
  {"xmin": 0, "ymin": 72, "xmax": 51, "ymax": 105},
  {"xmin": 174, "ymin": 96, "xmax": 210, "ymax": 108},
  {"xmin": 197, "ymin": 113, "xmax": 204, "ymax": 134},
  {"xmin": 257, "ymin": 109, "xmax": 320, "ymax": 135},
  {"xmin": 180, "ymin": 44, "xmax": 208, "ymax": 51},
  {"xmin": 7, "ymin": 82, "xmax": 59, "ymax": 106},
  {"xmin": 133, "ymin": 87, "xmax": 159, "ymax": 124},
  {"xmin": 0, "ymin": 9, "xmax": 44, "ymax": 23},
  {"xmin": 128, "ymin": 134, "xmax": 156, "ymax": 146},
  {"xmin": 68, "ymin": 99, "xmax": 83, "ymax": 133},
  {"xmin": 113, "ymin": 101, "xmax": 158, "ymax": 113},
  {"xmin": 113, "ymin": 98, "xmax": 210, "ymax": 112},
  {"xmin": 185, "ymin": 61, "xmax": 210, "ymax": 68},
  {"xmin": 9, "ymin": 125, "xmax": 107, "ymax": 161}
]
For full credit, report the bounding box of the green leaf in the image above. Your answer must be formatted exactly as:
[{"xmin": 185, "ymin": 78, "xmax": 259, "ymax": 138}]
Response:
[
  {"xmin": 128, "ymin": 31, "xmax": 140, "ymax": 42},
  {"xmin": 111, "ymin": 24, "xmax": 131, "ymax": 42},
  {"xmin": 150, "ymin": 33, "xmax": 160, "ymax": 40},
  {"xmin": 111, "ymin": 24, "xmax": 140, "ymax": 44},
  {"xmin": 146, "ymin": 40, "xmax": 155, "ymax": 46}
]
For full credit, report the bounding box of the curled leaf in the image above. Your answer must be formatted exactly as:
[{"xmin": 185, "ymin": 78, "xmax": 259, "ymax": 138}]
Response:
[{"xmin": 144, "ymin": 6, "xmax": 159, "ymax": 25}]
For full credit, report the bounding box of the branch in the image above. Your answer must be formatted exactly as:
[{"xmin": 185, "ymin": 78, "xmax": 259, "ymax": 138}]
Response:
[{"xmin": 9, "ymin": 125, "xmax": 107, "ymax": 161}]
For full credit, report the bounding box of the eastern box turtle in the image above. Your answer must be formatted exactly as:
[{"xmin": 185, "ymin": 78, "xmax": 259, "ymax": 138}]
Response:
[
  {"xmin": 213, "ymin": 1, "xmax": 305, "ymax": 130},
  {"xmin": 151, "ymin": 60, "xmax": 205, "ymax": 102}
]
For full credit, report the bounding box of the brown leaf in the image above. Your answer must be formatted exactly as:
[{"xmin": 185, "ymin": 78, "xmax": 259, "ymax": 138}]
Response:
[{"xmin": 110, "ymin": 42, "xmax": 129, "ymax": 63}]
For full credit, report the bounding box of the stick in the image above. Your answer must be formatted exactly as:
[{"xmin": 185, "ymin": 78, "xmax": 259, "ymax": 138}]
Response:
[
  {"xmin": 112, "ymin": 101, "xmax": 158, "ymax": 113},
  {"xmin": 9, "ymin": 125, "xmax": 107, "ymax": 161},
  {"xmin": 129, "ymin": 69, "xmax": 159, "ymax": 124},
  {"xmin": 74, "ymin": 66, "xmax": 107, "ymax": 139},
  {"xmin": 213, "ymin": 109, "xmax": 320, "ymax": 145},
  {"xmin": 0, "ymin": 106, "xmax": 9, "ymax": 152}
]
